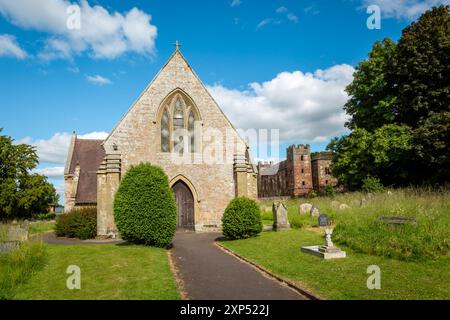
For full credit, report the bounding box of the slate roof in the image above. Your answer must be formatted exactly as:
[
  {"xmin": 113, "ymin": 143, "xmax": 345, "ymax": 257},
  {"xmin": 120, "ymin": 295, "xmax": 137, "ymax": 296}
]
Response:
[{"xmin": 68, "ymin": 138, "xmax": 105, "ymax": 204}]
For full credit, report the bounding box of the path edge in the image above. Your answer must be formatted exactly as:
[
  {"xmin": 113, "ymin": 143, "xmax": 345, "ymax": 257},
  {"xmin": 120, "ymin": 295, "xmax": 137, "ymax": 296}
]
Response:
[
  {"xmin": 167, "ymin": 248, "xmax": 189, "ymax": 300},
  {"xmin": 215, "ymin": 242, "xmax": 322, "ymax": 301}
]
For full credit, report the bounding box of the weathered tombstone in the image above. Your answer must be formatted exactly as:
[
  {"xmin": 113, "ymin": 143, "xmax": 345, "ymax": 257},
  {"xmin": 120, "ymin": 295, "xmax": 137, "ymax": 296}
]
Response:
[
  {"xmin": 318, "ymin": 214, "xmax": 329, "ymax": 227},
  {"xmin": 331, "ymin": 201, "xmax": 340, "ymax": 209},
  {"xmin": 360, "ymin": 198, "xmax": 368, "ymax": 207},
  {"xmin": 339, "ymin": 203, "xmax": 350, "ymax": 210},
  {"xmin": 0, "ymin": 222, "xmax": 29, "ymax": 253},
  {"xmin": 310, "ymin": 204, "xmax": 320, "ymax": 217},
  {"xmin": 299, "ymin": 203, "xmax": 313, "ymax": 215},
  {"xmin": 273, "ymin": 202, "xmax": 290, "ymax": 231}
]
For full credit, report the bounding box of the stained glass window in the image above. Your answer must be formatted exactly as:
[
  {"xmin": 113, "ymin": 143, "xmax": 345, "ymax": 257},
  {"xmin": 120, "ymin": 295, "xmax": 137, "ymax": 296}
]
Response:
[{"xmin": 173, "ymin": 98, "xmax": 184, "ymax": 153}]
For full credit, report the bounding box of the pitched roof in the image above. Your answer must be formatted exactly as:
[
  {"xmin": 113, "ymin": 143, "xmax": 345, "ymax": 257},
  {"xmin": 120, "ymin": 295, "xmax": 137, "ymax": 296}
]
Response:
[{"xmin": 68, "ymin": 138, "xmax": 105, "ymax": 204}]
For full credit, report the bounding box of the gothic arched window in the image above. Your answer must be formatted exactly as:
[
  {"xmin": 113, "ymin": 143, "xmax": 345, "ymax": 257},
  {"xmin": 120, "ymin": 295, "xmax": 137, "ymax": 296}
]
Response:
[
  {"xmin": 161, "ymin": 108, "xmax": 170, "ymax": 152},
  {"xmin": 160, "ymin": 93, "xmax": 198, "ymax": 153},
  {"xmin": 188, "ymin": 111, "xmax": 195, "ymax": 152}
]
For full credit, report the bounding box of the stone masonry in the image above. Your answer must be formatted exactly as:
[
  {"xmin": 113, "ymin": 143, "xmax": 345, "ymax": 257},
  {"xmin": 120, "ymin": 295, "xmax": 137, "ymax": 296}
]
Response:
[{"xmin": 258, "ymin": 145, "xmax": 337, "ymax": 198}]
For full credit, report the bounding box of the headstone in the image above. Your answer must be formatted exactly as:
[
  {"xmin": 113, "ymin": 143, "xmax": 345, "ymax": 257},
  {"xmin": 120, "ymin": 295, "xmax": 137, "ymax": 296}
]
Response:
[
  {"xmin": 360, "ymin": 198, "xmax": 368, "ymax": 207},
  {"xmin": 331, "ymin": 201, "xmax": 340, "ymax": 209},
  {"xmin": 299, "ymin": 203, "xmax": 313, "ymax": 215},
  {"xmin": 273, "ymin": 202, "xmax": 290, "ymax": 231},
  {"xmin": 310, "ymin": 204, "xmax": 320, "ymax": 217},
  {"xmin": 301, "ymin": 228, "xmax": 346, "ymax": 259},
  {"xmin": 318, "ymin": 214, "xmax": 329, "ymax": 227},
  {"xmin": 387, "ymin": 191, "xmax": 393, "ymax": 196},
  {"xmin": 339, "ymin": 203, "xmax": 350, "ymax": 210}
]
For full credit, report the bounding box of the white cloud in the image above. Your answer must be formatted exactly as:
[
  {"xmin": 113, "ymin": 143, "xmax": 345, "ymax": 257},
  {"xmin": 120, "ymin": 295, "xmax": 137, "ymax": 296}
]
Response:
[
  {"xmin": 287, "ymin": 13, "xmax": 299, "ymax": 23},
  {"xmin": 0, "ymin": 0, "xmax": 157, "ymax": 60},
  {"xmin": 361, "ymin": 0, "xmax": 449, "ymax": 20},
  {"xmin": 230, "ymin": 0, "xmax": 242, "ymax": 7},
  {"xmin": 16, "ymin": 131, "xmax": 109, "ymax": 164},
  {"xmin": 207, "ymin": 64, "xmax": 355, "ymax": 143},
  {"xmin": 0, "ymin": 34, "xmax": 27, "ymax": 59},
  {"xmin": 276, "ymin": 6, "xmax": 288, "ymax": 13},
  {"xmin": 33, "ymin": 166, "xmax": 65, "ymax": 179},
  {"xmin": 256, "ymin": 18, "xmax": 272, "ymax": 29},
  {"xmin": 86, "ymin": 74, "xmax": 111, "ymax": 85}
]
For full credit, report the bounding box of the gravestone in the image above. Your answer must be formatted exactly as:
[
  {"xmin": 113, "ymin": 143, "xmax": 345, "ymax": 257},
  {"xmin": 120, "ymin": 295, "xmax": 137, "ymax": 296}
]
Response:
[
  {"xmin": 310, "ymin": 204, "xmax": 320, "ymax": 217},
  {"xmin": 0, "ymin": 222, "xmax": 29, "ymax": 253},
  {"xmin": 318, "ymin": 214, "xmax": 329, "ymax": 227},
  {"xmin": 273, "ymin": 202, "xmax": 290, "ymax": 231},
  {"xmin": 299, "ymin": 203, "xmax": 312, "ymax": 215},
  {"xmin": 339, "ymin": 203, "xmax": 350, "ymax": 210}
]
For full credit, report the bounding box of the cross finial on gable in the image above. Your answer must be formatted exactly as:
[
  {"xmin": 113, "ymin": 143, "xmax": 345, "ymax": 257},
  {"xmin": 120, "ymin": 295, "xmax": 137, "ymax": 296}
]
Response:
[{"xmin": 173, "ymin": 40, "xmax": 181, "ymax": 51}]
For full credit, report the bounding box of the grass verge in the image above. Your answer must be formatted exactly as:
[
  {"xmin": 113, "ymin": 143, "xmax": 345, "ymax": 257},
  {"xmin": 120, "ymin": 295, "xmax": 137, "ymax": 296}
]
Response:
[
  {"xmin": 219, "ymin": 229, "xmax": 450, "ymax": 300},
  {"xmin": 12, "ymin": 244, "xmax": 180, "ymax": 300}
]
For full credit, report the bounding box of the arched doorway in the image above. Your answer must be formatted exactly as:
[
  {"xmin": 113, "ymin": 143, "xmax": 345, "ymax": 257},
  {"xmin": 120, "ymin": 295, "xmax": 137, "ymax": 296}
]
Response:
[{"xmin": 172, "ymin": 180, "xmax": 195, "ymax": 230}]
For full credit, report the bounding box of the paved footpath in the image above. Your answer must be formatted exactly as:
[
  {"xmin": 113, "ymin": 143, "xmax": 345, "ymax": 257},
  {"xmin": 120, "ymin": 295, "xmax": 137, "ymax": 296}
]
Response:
[{"xmin": 171, "ymin": 232, "xmax": 306, "ymax": 300}]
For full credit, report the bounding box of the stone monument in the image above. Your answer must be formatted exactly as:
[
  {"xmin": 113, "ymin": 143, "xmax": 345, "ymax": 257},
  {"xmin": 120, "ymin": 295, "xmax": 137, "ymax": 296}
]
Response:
[
  {"xmin": 273, "ymin": 202, "xmax": 290, "ymax": 231},
  {"xmin": 301, "ymin": 228, "xmax": 346, "ymax": 259}
]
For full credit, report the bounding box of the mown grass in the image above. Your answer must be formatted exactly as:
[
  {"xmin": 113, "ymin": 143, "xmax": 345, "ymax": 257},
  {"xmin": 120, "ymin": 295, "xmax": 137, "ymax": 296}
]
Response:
[
  {"xmin": 219, "ymin": 229, "xmax": 450, "ymax": 300},
  {"xmin": 12, "ymin": 244, "xmax": 180, "ymax": 300},
  {"xmin": 0, "ymin": 241, "xmax": 47, "ymax": 300},
  {"xmin": 259, "ymin": 188, "xmax": 450, "ymax": 261},
  {"xmin": 29, "ymin": 221, "xmax": 55, "ymax": 235}
]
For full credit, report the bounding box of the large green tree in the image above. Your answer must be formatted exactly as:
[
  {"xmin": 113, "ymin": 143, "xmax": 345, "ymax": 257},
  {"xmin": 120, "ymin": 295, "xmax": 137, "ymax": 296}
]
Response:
[
  {"xmin": 0, "ymin": 128, "xmax": 57, "ymax": 219},
  {"xmin": 329, "ymin": 6, "xmax": 450, "ymax": 188},
  {"xmin": 389, "ymin": 6, "xmax": 450, "ymax": 127},
  {"xmin": 344, "ymin": 38, "xmax": 397, "ymax": 131}
]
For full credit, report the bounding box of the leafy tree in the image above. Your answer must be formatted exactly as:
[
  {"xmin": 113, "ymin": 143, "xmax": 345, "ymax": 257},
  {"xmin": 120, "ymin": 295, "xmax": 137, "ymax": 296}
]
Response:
[
  {"xmin": 328, "ymin": 125, "xmax": 412, "ymax": 190},
  {"xmin": 329, "ymin": 6, "xmax": 450, "ymax": 189},
  {"xmin": 389, "ymin": 6, "xmax": 450, "ymax": 128},
  {"xmin": 0, "ymin": 128, "xmax": 57, "ymax": 219},
  {"xmin": 344, "ymin": 38, "xmax": 397, "ymax": 131}
]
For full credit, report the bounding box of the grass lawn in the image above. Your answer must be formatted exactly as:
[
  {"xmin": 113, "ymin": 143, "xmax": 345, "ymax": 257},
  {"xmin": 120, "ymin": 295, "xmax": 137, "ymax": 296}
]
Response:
[
  {"xmin": 29, "ymin": 221, "xmax": 56, "ymax": 235},
  {"xmin": 12, "ymin": 244, "xmax": 180, "ymax": 300},
  {"xmin": 219, "ymin": 229, "xmax": 450, "ymax": 300}
]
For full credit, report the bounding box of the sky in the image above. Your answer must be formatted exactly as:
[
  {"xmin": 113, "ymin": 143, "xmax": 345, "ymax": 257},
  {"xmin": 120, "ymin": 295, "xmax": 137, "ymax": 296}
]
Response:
[{"xmin": 1, "ymin": 0, "xmax": 448, "ymax": 202}]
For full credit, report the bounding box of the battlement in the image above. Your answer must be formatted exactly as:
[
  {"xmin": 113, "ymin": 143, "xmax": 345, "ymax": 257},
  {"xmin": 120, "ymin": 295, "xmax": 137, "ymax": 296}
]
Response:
[{"xmin": 311, "ymin": 151, "xmax": 334, "ymax": 161}]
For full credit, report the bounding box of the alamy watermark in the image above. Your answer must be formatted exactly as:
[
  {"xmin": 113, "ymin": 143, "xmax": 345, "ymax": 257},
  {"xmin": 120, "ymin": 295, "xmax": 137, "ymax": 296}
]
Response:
[
  {"xmin": 367, "ymin": 5, "xmax": 381, "ymax": 30},
  {"xmin": 367, "ymin": 265, "xmax": 381, "ymax": 290},
  {"xmin": 66, "ymin": 265, "xmax": 81, "ymax": 290}
]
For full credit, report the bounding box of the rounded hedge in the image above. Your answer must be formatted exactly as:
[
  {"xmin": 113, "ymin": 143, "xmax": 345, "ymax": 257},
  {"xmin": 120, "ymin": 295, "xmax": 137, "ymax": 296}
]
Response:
[
  {"xmin": 113, "ymin": 163, "xmax": 177, "ymax": 247},
  {"xmin": 222, "ymin": 196, "xmax": 263, "ymax": 240}
]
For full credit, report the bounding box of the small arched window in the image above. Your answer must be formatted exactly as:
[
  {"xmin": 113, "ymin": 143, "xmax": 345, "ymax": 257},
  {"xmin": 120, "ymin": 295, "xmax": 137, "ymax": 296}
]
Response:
[
  {"xmin": 160, "ymin": 93, "xmax": 198, "ymax": 153},
  {"xmin": 188, "ymin": 111, "xmax": 195, "ymax": 152},
  {"xmin": 161, "ymin": 108, "xmax": 170, "ymax": 152}
]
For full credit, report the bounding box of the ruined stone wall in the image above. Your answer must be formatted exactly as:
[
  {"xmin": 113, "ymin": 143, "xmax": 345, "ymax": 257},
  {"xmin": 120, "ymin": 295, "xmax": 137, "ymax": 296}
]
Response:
[
  {"xmin": 311, "ymin": 152, "xmax": 338, "ymax": 192},
  {"xmin": 258, "ymin": 146, "xmax": 338, "ymax": 198}
]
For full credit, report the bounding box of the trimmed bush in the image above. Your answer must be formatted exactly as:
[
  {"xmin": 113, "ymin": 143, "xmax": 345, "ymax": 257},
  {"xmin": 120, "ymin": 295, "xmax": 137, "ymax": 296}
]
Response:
[
  {"xmin": 362, "ymin": 176, "xmax": 384, "ymax": 193},
  {"xmin": 222, "ymin": 197, "xmax": 263, "ymax": 240},
  {"xmin": 55, "ymin": 207, "xmax": 97, "ymax": 240},
  {"xmin": 113, "ymin": 164, "xmax": 177, "ymax": 248}
]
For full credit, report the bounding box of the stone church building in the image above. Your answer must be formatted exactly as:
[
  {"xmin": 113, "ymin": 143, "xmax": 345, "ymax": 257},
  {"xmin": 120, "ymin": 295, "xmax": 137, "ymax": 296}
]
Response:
[{"xmin": 64, "ymin": 47, "xmax": 258, "ymax": 237}]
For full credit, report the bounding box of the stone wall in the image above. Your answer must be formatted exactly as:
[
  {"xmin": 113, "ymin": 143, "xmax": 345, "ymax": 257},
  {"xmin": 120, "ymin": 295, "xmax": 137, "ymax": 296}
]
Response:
[
  {"xmin": 96, "ymin": 50, "xmax": 257, "ymax": 236},
  {"xmin": 258, "ymin": 145, "xmax": 337, "ymax": 198}
]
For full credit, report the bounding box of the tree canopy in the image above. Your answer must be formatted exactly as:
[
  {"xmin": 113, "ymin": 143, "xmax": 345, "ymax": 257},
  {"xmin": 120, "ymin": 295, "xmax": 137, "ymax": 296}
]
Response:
[
  {"xmin": 329, "ymin": 6, "xmax": 450, "ymax": 189},
  {"xmin": 0, "ymin": 128, "xmax": 58, "ymax": 219}
]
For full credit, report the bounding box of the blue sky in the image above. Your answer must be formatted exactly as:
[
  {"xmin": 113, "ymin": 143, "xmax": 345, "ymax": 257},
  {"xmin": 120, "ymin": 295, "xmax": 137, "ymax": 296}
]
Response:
[{"xmin": 0, "ymin": 0, "xmax": 446, "ymax": 200}]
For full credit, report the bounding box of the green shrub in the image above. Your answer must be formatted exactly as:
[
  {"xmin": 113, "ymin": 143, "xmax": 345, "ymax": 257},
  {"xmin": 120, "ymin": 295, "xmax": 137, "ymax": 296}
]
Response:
[
  {"xmin": 114, "ymin": 164, "xmax": 177, "ymax": 248},
  {"xmin": 324, "ymin": 185, "xmax": 335, "ymax": 197},
  {"xmin": 362, "ymin": 176, "xmax": 384, "ymax": 193},
  {"xmin": 55, "ymin": 207, "xmax": 97, "ymax": 240},
  {"xmin": 222, "ymin": 197, "xmax": 263, "ymax": 240},
  {"xmin": 309, "ymin": 191, "xmax": 318, "ymax": 198},
  {"xmin": 0, "ymin": 241, "xmax": 47, "ymax": 299},
  {"xmin": 35, "ymin": 213, "xmax": 56, "ymax": 221}
]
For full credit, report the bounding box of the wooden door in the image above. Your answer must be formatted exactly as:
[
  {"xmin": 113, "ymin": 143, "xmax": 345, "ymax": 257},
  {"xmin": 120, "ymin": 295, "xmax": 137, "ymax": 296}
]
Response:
[{"xmin": 172, "ymin": 181, "xmax": 195, "ymax": 230}]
